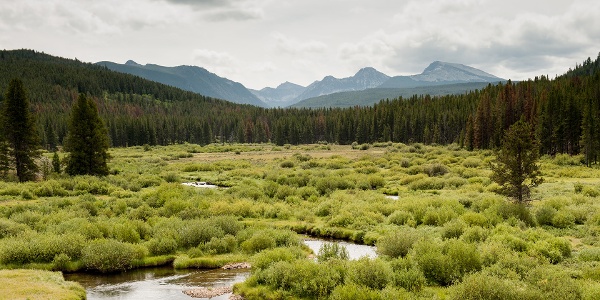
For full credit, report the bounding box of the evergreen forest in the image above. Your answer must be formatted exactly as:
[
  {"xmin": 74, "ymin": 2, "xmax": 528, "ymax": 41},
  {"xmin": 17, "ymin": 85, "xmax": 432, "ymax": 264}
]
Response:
[{"xmin": 1, "ymin": 49, "xmax": 599, "ymax": 165}]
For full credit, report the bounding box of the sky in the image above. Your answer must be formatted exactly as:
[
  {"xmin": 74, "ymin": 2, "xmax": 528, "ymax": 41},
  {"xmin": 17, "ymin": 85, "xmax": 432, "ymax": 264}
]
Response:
[{"xmin": 1, "ymin": 0, "xmax": 599, "ymax": 90}]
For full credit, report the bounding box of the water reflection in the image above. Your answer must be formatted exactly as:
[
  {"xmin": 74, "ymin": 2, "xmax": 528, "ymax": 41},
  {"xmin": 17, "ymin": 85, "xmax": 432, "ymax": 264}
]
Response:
[
  {"xmin": 303, "ymin": 239, "xmax": 378, "ymax": 260},
  {"xmin": 64, "ymin": 267, "xmax": 249, "ymax": 300}
]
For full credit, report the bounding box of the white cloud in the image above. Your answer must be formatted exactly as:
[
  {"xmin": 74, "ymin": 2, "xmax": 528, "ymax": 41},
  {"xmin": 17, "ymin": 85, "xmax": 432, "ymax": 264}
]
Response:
[
  {"xmin": 192, "ymin": 49, "xmax": 237, "ymax": 66},
  {"xmin": 272, "ymin": 33, "xmax": 328, "ymax": 55}
]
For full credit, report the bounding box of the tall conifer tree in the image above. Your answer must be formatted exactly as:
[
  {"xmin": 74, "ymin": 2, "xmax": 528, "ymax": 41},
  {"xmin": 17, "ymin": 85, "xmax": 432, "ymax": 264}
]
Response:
[
  {"xmin": 65, "ymin": 93, "xmax": 110, "ymax": 176},
  {"xmin": 490, "ymin": 118, "xmax": 543, "ymax": 203},
  {"xmin": 1, "ymin": 79, "xmax": 40, "ymax": 182}
]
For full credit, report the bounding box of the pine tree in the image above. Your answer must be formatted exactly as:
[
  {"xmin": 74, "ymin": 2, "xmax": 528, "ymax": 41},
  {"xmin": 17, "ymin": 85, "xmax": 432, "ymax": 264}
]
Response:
[
  {"xmin": 52, "ymin": 152, "xmax": 61, "ymax": 174},
  {"xmin": 64, "ymin": 93, "xmax": 110, "ymax": 176},
  {"xmin": 490, "ymin": 118, "xmax": 543, "ymax": 203},
  {"xmin": 1, "ymin": 79, "xmax": 40, "ymax": 182}
]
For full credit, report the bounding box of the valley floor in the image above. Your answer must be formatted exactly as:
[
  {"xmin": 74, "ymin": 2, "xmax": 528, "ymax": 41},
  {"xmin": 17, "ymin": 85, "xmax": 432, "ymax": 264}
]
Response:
[{"xmin": 1, "ymin": 142, "xmax": 600, "ymax": 299}]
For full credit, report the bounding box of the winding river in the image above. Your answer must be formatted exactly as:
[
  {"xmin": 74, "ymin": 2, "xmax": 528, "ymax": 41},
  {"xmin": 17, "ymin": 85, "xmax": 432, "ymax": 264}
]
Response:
[{"xmin": 65, "ymin": 239, "xmax": 377, "ymax": 299}]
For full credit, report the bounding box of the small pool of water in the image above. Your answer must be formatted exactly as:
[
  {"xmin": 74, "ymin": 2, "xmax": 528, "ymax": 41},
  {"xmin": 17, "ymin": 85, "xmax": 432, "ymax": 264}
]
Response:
[
  {"xmin": 65, "ymin": 267, "xmax": 249, "ymax": 300},
  {"xmin": 303, "ymin": 239, "xmax": 378, "ymax": 260}
]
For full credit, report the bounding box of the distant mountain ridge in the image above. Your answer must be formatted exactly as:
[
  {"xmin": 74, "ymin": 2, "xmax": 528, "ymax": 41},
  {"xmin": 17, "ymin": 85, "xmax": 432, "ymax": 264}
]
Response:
[
  {"xmin": 295, "ymin": 67, "xmax": 390, "ymax": 101},
  {"xmin": 290, "ymin": 61, "xmax": 505, "ymax": 108},
  {"xmin": 250, "ymin": 82, "xmax": 305, "ymax": 108},
  {"xmin": 96, "ymin": 61, "xmax": 267, "ymax": 107},
  {"xmin": 379, "ymin": 61, "xmax": 504, "ymax": 89},
  {"xmin": 97, "ymin": 59, "xmax": 503, "ymax": 108}
]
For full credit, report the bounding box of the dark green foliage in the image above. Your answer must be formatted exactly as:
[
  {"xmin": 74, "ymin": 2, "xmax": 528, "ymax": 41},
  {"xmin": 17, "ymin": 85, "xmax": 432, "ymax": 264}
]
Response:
[
  {"xmin": 491, "ymin": 119, "xmax": 543, "ymax": 203},
  {"xmin": 64, "ymin": 93, "xmax": 110, "ymax": 176},
  {"xmin": 51, "ymin": 152, "xmax": 61, "ymax": 173},
  {"xmin": 1, "ymin": 78, "xmax": 40, "ymax": 181}
]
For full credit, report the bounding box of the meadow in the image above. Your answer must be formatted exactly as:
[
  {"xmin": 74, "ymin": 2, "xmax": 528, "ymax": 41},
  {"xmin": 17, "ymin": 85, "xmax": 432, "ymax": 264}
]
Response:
[{"xmin": 1, "ymin": 142, "xmax": 600, "ymax": 299}]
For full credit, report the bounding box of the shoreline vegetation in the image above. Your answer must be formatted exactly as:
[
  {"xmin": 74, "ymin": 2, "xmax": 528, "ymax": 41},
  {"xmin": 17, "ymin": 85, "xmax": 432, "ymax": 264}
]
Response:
[{"xmin": 1, "ymin": 143, "xmax": 600, "ymax": 299}]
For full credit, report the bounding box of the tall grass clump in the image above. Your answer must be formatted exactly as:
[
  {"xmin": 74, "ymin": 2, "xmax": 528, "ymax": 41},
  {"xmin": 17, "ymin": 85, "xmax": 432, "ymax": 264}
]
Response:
[{"xmin": 81, "ymin": 239, "xmax": 140, "ymax": 272}]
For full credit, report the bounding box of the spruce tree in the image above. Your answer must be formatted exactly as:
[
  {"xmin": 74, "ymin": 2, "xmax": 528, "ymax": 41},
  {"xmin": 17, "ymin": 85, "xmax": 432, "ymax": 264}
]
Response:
[
  {"xmin": 490, "ymin": 118, "xmax": 543, "ymax": 203},
  {"xmin": 52, "ymin": 152, "xmax": 61, "ymax": 174},
  {"xmin": 65, "ymin": 93, "xmax": 110, "ymax": 176},
  {"xmin": 1, "ymin": 79, "xmax": 40, "ymax": 182}
]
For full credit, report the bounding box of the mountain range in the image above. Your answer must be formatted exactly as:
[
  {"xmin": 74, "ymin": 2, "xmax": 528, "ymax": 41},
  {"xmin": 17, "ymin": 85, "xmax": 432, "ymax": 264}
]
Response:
[
  {"xmin": 96, "ymin": 60, "xmax": 267, "ymax": 107},
  {"xmin": 97, "ymin": 60, "xmax": 505, "ymax": 108}
]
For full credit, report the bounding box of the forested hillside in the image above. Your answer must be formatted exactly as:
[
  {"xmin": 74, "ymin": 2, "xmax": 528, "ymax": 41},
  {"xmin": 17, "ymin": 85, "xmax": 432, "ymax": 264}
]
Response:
[{"xmin": 1, "ymin": 49, "xmax": 599, "ymax": 164}]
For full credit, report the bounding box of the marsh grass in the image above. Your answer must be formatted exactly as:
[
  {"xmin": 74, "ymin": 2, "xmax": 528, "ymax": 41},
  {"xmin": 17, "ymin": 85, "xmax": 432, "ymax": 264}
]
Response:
[
  {"xmin": 2, "ymin": 143, "xmax": 600, "ymax": 299},
  {"xmin": 0, "ymin": 269, "xmax": 86, "ymax": 300}
]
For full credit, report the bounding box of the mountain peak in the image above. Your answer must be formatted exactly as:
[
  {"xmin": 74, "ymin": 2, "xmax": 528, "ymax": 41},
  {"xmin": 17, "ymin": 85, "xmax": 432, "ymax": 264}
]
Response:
[
  {"xmin": 125, "ymin": 60, "xmax": 141, "ymax": 67},
  {"xmin": 355, "ymin": 67, "xmax": 385, "ymax": 77},
  {"xmin": 420, "ymin": 61, "xmax": 503, "ymax": 81},
  {"xmin": 277, "ymin": 81, "xmax": 304, "ymax": 89}
]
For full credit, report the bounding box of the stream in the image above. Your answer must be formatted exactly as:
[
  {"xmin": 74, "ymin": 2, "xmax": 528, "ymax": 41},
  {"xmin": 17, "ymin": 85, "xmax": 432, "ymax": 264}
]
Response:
[{"xmin": 65, "ymin": 238, "xmax": 377, "ymax": 299}]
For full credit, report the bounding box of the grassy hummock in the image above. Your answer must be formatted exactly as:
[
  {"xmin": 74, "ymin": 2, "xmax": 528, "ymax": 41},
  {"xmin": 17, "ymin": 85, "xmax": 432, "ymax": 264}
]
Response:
[{"xmin": 0, "ymin": 269, "xmax": 86, "ymax": 300}]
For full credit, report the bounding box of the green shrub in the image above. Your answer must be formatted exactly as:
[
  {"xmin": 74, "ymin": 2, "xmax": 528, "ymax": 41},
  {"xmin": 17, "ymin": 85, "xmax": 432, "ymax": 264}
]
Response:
[
  {"xmin": 462, "ymin": 158, "xmax": 482, "ymax": 168},
  {"xmin": 177, "ymin": 219, "xmax": 225, "ymax": 248},
  {"xmin": 51, "ymin": 253, "xmax": 72, "ymax": 271},
  {"xmin": 526, "ymin": 266, "xmax": 582, "ymax": 300},
  {"xmin": 579, "ymin": 248, "xmax": 600, "ymax": 262},
  {"xmin": 0, "ymin": 218, "xmax": 29, "ymax": 238},
  {"xmin": 387, "ymin": 210, "xmax": 415, "ymax": 226},
  {"xmin": 241, "ymin": 231, "xmax": 276, "ymax": 253},
  {"xmin": 409, "ymin": 177, "xmax": 445, "ymax": 190},
  {"xmin": 0, "ymin": 232, "xmax": 86, "ymax": 264},
  {"xmin": 146, "ymin": 237, "xmax": 178, "ymax": 255},
  {"xmin": 412, "ymin": 239, "xmax": 482, "ymax": 286},
  {"xmin": 446, "ymin": 176, "xmax": 468, "ymax": 188},
  {"xmin": 461, "ymin": 211, "xmax": 489, "ymax": 227},
  {"xmin": 390, "ymin": 259, "xmax": 426, "ymax": 292},
  {"xmin": 442, "ymin": 219, "xmax": 466, "ymax": 239},
  {"xmin": 376, "ymin": 228, "xmax": 420, "ymax": 258},
  {"xmin": 423, "ymin": 163, "xmax": 449, "ymax": 177},
  {"xmin": 461, "ymin": 226, "xmax": 488, "ymax": 243},
  {"xmin": 204, "ymin": 235, "xmax": 237, "ymax": 254},
  {"xmin": 347, "ymin": 258, "xmax": 392, "ymax": 290},
  {"xmin": 317, "ymin": 242, "xmax": 349, "ymax": 262},
  {"xmin": 496, "ymin": 202, "xmax": 535, "ymax": 227},
  {"xmin": 450, "ymin": 273, "xmax": 521, "ymax": 300},
  {"xmin": 552, "ymin": 210, "xmax": 576, "ymax": 228},
  {"xmin": 81, "ymin": 239, "xmax": 139, "ymax": 272},
  {"xmin": 532, "ymin": 237, "xmax": 572, "ymax": 263},
  {"xmin": 329, "ymin": 284, "xmax": 382, "ymax": 300},
  {"xmin": 258, "ymin": 259, "xmax": 345, "ymax": 298},
  {"xmin": 252, "ymin": 247, "xmax": 303, "ymax": 270},
  {"xmin": 536, "ymin": 206, "xmax": 557, "ymax": 226},
  {"xmin": 280, "ymin": 161, "xmax": 295, "ymax": 168},
  {"xmin": 583, "ymin": 186, "xmax": 600, "ymax": 197},
  {"xmin": 20, "ymin": 189, "xmax": 35, "ymax": 200},
  {"xmin": 162, "ymin": 172, "xmax": 180, "ymax": 183},
  {"xmin": 367, "ymin": 175, "xmax": 386, "ymax": 189}
]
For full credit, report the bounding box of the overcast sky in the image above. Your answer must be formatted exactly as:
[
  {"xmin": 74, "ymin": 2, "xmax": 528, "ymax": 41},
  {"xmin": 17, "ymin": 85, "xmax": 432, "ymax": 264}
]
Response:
[{"xmin": 1, "ymin": 0, "xmax": 599, "ymax": 89}]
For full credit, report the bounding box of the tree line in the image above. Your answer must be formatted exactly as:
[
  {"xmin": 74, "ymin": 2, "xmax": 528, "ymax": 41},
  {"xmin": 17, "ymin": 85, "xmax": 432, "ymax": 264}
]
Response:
[{"xmin": 1, "ymin": 49, "xmax": 599, "ymax": 165}]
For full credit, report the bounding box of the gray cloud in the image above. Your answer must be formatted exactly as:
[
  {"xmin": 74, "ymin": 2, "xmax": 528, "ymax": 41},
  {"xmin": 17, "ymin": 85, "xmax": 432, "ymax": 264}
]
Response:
[
  {"xmin": 0, "ymin": 0, "xmax": 598, "ymax": 88},
  {"xmin": 158, "ymin": 0, "xmax": 263, "ymax": 20}
]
